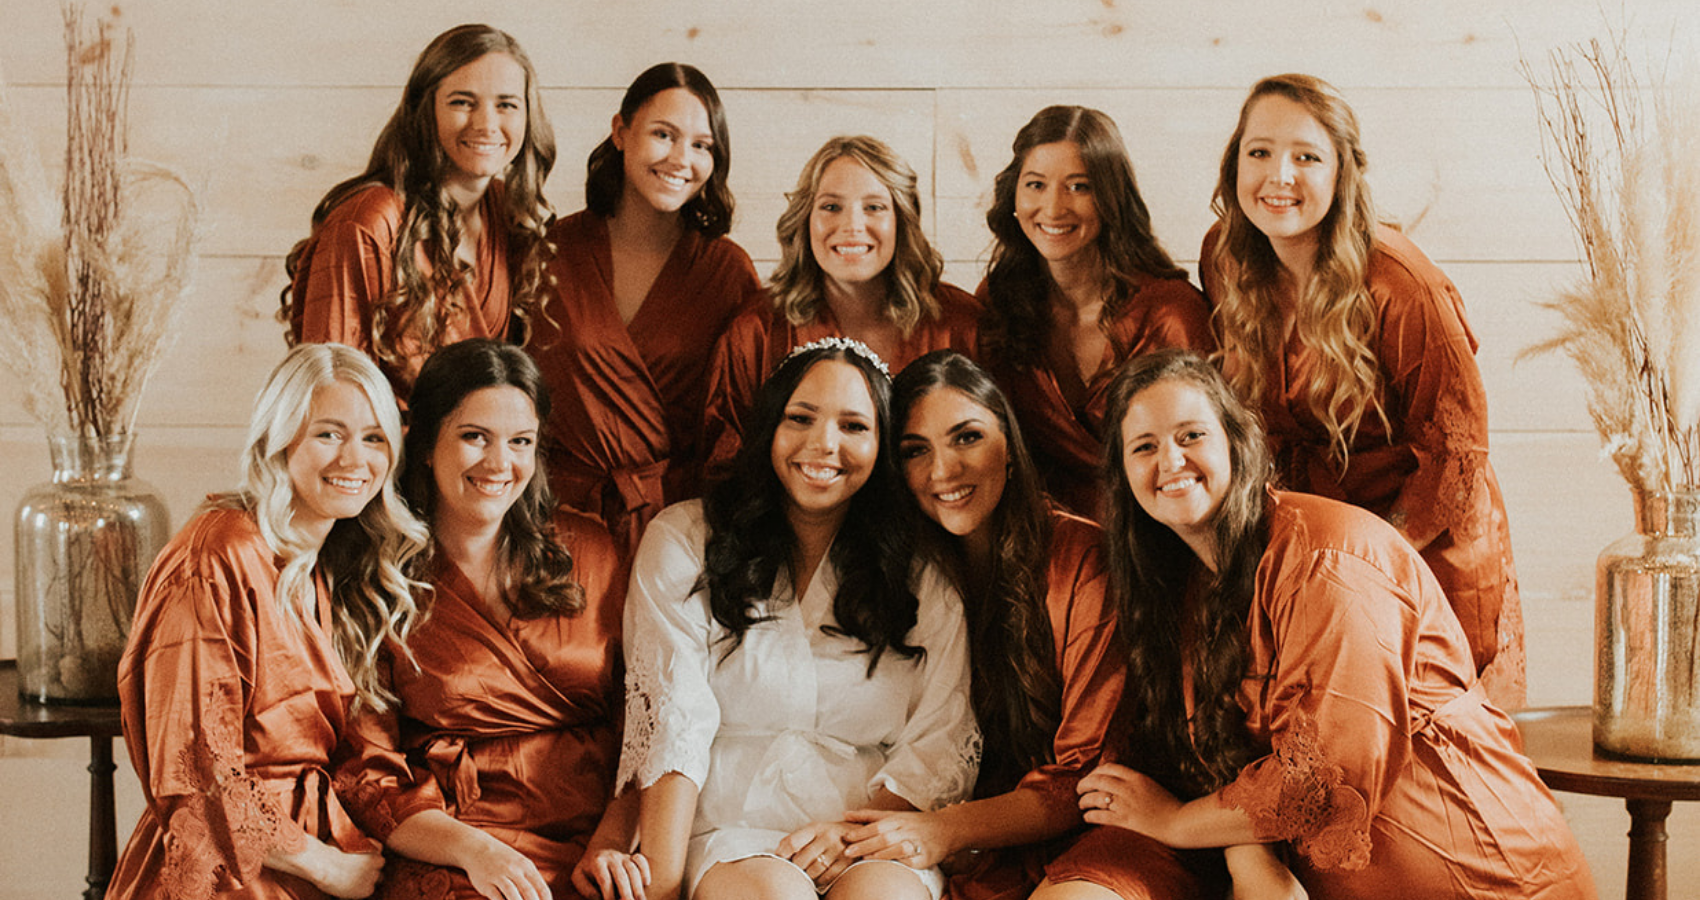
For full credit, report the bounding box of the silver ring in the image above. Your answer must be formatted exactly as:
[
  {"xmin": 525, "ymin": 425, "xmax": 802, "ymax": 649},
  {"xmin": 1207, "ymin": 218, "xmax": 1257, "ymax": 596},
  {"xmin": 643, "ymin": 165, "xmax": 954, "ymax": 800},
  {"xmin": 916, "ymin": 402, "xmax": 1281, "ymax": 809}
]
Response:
[{"xmin": 1103, "ymin": 793, "xmax": 1114, "ymax": 810}]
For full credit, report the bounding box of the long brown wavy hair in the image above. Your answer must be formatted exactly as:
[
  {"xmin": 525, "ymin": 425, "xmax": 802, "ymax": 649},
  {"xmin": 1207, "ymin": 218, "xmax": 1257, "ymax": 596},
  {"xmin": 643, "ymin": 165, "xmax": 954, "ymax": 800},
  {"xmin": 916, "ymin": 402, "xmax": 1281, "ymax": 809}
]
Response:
[
  {"xmin": 769, "ymin": 135, "xmax": 945, "ymax": 335},
  {"xmin": 401, "ymin": 338, "xmax": 584, "ymax": 619},
  {"xmin": 981, "ymin": 105, "xmax": 1188, "ymax": 367},
  {"xmin": 1101, "ymin": 349, "xmax": 1267, "ymax": 797},
  {"xmin": 892, "ymin": 350, "xmax": 1058, "ymax": 796},
  {"xmin": 584, "ymin": 62, "xmax": 735, "ymax": 238},
  {"xmin": 1209, "ymin": 73, "xmax": 1386, "ymax": 466},
  {"xmin": 282, "ymin": 24, "xmax": 557, "ymax": 369}
]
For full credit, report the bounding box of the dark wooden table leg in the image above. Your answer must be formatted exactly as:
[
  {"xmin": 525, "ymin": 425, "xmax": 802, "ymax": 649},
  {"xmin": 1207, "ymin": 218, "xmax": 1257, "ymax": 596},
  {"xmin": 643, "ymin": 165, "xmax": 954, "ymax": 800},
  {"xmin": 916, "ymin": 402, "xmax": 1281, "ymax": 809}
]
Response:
[
  {"xmin": 1625, "ymin": 797, "xmax": 1673, "ymax": 900},
  {"xmin": 84, "ymin": 735, "xmax": 116, "ymax": 900}
]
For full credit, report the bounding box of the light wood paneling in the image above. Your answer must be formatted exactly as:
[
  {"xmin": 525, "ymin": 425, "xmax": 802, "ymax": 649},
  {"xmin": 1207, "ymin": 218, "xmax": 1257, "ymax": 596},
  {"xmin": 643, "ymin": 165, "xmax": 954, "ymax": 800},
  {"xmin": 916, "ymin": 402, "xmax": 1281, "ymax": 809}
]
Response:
[
  {"xmin": 5, "ymin": 1, "xmax": 1693, "ymax": 90},
  {"xmin": 5, "ymin": 3, "xmax": 1696, "ymax": 897}
]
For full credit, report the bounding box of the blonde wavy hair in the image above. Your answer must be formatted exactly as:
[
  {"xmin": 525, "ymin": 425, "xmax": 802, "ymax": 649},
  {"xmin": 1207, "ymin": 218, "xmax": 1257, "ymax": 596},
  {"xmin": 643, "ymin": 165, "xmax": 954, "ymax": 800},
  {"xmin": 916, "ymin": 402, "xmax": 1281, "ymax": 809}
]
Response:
[
  {"xmin": 768, "ymin": 135, "xmax": 944, "ymax": 335},
  {"xmin": 209, "ymin": 343, "xmax": 429, "ymax": 712},
  {"xmin": 1209, "ymin": 73, "xmax": 1386, "ymax": 465}
]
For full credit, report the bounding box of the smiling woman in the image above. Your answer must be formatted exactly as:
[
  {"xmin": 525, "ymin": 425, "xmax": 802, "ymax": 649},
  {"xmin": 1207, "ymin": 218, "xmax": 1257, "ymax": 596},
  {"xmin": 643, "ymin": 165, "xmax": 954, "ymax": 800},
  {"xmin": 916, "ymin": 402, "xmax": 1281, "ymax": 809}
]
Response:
[
  {"xmin": 619, "ymin": 340, "xmax": 978, "ymax": 900},
  {"xmin": 282, "ymin": 24, "xmax": 557, "ymax": 398},
  {"xmin": 107, "ymin": 344, "xmax": 428, "ymax": 900},
  {"xmin": 701, "ymin": 135, "xmax": 979, "ymax": 485},
  {"xmin": 1199, "ymin": 73, "xmax": 1523, "ymax": 704},
  {"xmin": 977, "ymin": 105, "xmax": 1214, "ymax": 522},
  {"xmin": 527, "ymin": 62, "xmax": 763, "ymax": 554},
  {"xmin": 1087, "ymin": 348, "xmax": 1592, "ymax": 899},
  {"xmin": 336, "ymin": 339, "xmax": 648, "ymax": 900}
]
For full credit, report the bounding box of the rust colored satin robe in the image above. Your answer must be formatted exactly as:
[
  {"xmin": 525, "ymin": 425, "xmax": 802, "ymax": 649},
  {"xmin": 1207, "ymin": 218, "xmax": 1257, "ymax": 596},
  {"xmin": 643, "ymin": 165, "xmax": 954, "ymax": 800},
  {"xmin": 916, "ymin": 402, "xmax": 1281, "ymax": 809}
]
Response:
[
  {"xmin": 977, "ymin": 276, "xmax": 1214, "ymax": 521},
  {"xmin": 700, "ymin": 282, "xmax": 980, "ymax": 481},
  {"xmin": 341, "ymin": 511, "xmax": 628, "ymax": 900},
  {"xmin": 952, "ymin": 512, "xmax": 1224, "ymax": 900},
  {"xmin": 287, "ymin": 183, "xmax": 513, "ymax": 396},
  {"xmin": 1212, "ymin": 491, "xmax": 1591, "ymax": 899},
  {"xmin": 1201, "ymin": 224, "xmax": 1520, "ymax": 696},
  {"xmin": 528, "ymin": 210, "xmax": 761, "ymax": 552},
  {"xmin": 109, "ymin": 506, "xmax": 381, "ymax": 900}
]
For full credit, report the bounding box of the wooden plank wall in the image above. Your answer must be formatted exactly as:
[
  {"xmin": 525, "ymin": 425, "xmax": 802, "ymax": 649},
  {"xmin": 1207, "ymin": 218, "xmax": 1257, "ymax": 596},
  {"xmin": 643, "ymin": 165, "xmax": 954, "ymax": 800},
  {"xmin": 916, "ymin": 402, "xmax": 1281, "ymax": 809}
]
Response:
[{"xmin": 1, "ymin": 2, "xmax": 1693, "ymax": 896}]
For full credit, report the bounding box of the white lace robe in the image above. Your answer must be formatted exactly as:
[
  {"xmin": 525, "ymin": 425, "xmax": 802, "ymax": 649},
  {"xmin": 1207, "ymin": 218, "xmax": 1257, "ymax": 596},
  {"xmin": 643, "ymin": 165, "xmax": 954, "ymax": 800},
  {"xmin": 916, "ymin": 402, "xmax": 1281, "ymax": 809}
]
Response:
[{"xmin": 618, "ymin": 501, "xmax": 979, "ymax": 896}]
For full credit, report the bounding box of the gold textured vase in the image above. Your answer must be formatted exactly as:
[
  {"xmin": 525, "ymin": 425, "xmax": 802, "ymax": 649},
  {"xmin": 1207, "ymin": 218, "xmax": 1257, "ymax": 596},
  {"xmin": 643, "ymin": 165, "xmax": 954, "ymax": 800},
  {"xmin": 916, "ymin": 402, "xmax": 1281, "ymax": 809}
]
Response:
[{"xmin": 1594, "ymin": 488, "xmax": 1700, "ymax": 761}]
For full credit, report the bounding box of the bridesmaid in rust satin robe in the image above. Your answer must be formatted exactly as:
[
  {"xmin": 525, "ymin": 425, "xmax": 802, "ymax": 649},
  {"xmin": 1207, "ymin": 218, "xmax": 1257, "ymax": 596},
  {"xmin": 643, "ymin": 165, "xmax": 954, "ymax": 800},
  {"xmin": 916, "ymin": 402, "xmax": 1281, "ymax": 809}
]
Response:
[
  {"xmin": 284, "ymin": 25, "xmax": 557, "ymax": 398},
  {"xmin": 529, "ymin": 64, "xmax": 759, "ymax": 553},
  {"xmin": 344, "ymin": 511, "xmax": 632, "ymax": 900},
  {"xmin": 978, "ymin": 277, "xmax": 1213, "ymax": 520},
  {"xmin": 111, "ymin": 344, "xmax": 426, "ymax": 900},
  {"xmin": 342, "ymin": 339, "xmax": 647, "ymax": 900},
  {"xmin": 1200, "ymin": 74, "xmax": 1521, "ymax": 703},
  {"xmin": 700, "ymin": 136, "xmax": 979, "ymax": 482},
  {"xmin": 977, "ymin": 106, "xmax": 1212, "ymax": 522},
  {"xmin": 1081, "ymin": 350, "xmax": 1591, "ymax": 900},
  {"xmin": 857, "ymin": 351, "xmax": 1221, "ymax": 900}
]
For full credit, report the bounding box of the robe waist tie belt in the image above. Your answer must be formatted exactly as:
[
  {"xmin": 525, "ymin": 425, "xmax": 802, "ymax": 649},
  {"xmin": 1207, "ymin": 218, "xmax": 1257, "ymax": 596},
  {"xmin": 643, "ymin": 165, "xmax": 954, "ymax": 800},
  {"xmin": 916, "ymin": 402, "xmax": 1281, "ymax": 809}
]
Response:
[
  {"xmin": 720, "ymin": 728, "xmax": 861, "ymax": 814},
  {"xmin": 1407, "ymin": 680, "xmax": 1487, "ymax": 740},
  {"xmin": 423, "ymin": 735, "xmax": 481, "ymax": 813},
  {"xmin": 558, "ymin": 459, "xmax": 669, "ymax": 550}
]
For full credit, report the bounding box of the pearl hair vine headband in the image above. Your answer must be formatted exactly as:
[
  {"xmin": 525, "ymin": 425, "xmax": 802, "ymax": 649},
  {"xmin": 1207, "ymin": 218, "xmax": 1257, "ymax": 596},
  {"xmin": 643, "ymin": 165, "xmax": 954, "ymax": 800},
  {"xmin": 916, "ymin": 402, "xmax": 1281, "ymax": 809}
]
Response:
[{"xmin": 782, "ymin": 336, "xmax": 891, "ymax": 379}]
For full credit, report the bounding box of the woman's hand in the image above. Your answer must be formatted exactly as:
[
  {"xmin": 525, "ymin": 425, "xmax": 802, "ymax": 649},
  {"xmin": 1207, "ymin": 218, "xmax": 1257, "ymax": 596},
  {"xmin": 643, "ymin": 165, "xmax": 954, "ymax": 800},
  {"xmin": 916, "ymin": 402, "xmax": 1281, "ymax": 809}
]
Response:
[
  {"xmin": 265, "ymin": 837, "xmax": 385, "ymax": 898},
  {"xmin": 1077, "ymin": 763, "xmax": 1184, "ymax": 842},
  {"xmin": 572, "ymin": 847, "xmax": 651, "ymax": 900},
  {"xmin": 775, "ymin": 820, "xmax": 856, "ymax": 886},
  {"xmin": 457, "ymin": 834, "xmax": 551, "ymax": 900},
  {"xmin": 841, "ymin": 809, "xmax": 950, "ymax": 869},
  {"xmin": 1224, "ymin": 844, "xmax": 1308, "ymax": 900}
]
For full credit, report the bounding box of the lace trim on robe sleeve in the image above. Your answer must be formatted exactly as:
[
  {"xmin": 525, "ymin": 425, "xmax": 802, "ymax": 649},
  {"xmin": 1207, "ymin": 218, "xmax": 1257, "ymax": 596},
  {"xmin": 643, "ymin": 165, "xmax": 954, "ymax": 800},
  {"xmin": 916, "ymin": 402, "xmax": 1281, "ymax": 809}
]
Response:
[
  {"xmin": 1218, "ymin": 710, "xmax": 1371, "ymax": 871},
  {"xmin": 331, "ymin": 772, "xmax": 400, "ymax": 840},
  {"xmin": 893, "ymin": 719, "xmax": 982, "ymax": 811},
  {"xmin": 615, "ymin": 644, "xmax": 712, "ymax": 793},
  {"xmin": 1397, "ymin": 371, "xmax": 1489, "ymax": 543},
  {"xmin": 162, "ymin": 681, "xmax": 297, "ymax": 899}
]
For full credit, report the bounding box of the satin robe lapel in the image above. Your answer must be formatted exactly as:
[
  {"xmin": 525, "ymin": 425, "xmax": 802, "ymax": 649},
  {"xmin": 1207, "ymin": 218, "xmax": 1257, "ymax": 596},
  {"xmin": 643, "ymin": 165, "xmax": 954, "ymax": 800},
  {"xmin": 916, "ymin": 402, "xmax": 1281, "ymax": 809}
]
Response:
[
  {"xmin": 1037, "ymin": 340, "xmax": 1111, "ymax": 445},
  {"xmin": 580, "ymin": 217, "xmax": 668, "ymax": 414},
  {"xmin": 434, "ymin": 561, "xmax": 577, "ymax": 723}
]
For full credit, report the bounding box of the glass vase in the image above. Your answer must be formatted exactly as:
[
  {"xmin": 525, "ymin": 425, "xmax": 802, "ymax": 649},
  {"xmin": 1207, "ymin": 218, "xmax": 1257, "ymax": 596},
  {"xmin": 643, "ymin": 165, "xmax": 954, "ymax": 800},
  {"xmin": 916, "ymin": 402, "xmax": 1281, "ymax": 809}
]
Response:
[
  {"xmin": 14, "ymin": 433, "xmax": 169, "ymax": 704},
  {"xmin": 1594, "ymin": 488, "xmax": 1700, "ymax": 761}
]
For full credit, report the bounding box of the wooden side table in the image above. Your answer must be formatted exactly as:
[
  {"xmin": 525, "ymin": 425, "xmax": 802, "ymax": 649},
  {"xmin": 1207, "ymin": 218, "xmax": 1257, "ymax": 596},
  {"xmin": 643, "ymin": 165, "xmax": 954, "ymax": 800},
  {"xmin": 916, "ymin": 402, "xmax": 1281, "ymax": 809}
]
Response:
[
  {"xmin": 1514, "ymin": 706, "xmax": 1700, "ymax": 900},
  {"xmin": 0, "ymin": 660, "xmax": 124, "ymax": 900}
]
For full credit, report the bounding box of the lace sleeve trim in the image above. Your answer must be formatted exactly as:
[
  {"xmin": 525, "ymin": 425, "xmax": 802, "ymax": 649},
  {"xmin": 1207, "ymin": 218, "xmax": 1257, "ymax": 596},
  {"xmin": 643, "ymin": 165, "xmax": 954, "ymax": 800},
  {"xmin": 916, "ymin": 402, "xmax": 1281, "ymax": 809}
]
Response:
[
  {"xmin": 1399, "ymin": 380, "xmax": 1489, "ymax": 543},
  {"xmin": 878, "ymin": 719, "xmax": 982, "ymax": 812},
  {"xmin": 162, "ymin": 681, "xmax": 296, "ymax": 899},
  {"xmin": 1218, "ymin": 711, "xmax": 1371, "ymax": 871},
  {"xmin": 616, "ymin": 644, "xmax": 711, "ymax": 793}
]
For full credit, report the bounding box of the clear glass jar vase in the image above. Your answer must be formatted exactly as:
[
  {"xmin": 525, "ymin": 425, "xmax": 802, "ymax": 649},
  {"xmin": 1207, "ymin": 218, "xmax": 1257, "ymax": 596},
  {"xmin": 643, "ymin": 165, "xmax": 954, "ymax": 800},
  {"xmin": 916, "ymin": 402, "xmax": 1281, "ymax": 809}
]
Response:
[
  {"xmin": 1595, "ymin": 488, "xmax": 1700, "ymax": 761},
  {"xmin": 14, "ymin": 433, "xmax": 169, "ymax": 704}
]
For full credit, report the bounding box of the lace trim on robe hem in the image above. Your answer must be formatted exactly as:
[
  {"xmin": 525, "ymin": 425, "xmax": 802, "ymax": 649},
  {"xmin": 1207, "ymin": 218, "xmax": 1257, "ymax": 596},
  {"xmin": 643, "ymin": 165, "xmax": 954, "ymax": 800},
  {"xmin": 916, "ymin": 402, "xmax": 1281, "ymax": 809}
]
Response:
[
  {"xmin": 616, "ymin": 644, "xmax": 711, "ymax": 793},
  {"xmin": 162, "ymin": 680, "xmax": 297, "ymax": 900},
  {"xmin": 1218, "ymin": 711, "xmax": 1371, "ymax": 871},
  {"xmin": 1401, "ymin": 385, "xmax": 1489, "ymax": 543}
]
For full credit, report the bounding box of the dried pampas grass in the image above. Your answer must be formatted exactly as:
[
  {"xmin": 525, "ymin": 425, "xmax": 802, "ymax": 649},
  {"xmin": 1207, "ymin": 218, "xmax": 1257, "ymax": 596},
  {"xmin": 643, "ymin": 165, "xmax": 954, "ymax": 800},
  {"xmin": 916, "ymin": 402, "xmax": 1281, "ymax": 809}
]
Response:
[
  {"xmin": 0, "ymin": 4, "xmax": 197, "ymax": 440},
  {"xmin": 1523, "ymin": 33, "xmax": 1700, "ymax": 494}
]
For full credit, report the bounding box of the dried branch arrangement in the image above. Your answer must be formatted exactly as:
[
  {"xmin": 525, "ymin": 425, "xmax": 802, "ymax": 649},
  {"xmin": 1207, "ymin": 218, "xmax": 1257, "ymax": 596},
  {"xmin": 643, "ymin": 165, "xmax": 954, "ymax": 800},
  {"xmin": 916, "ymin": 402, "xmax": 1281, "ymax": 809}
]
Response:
[
  {"xmin": 1523, "ymin": 33, "xmax": 1700, "ymax": 494},
  {"xmin": 0, "ymin": 4, "xmax": 197, "ymax": 441}
]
